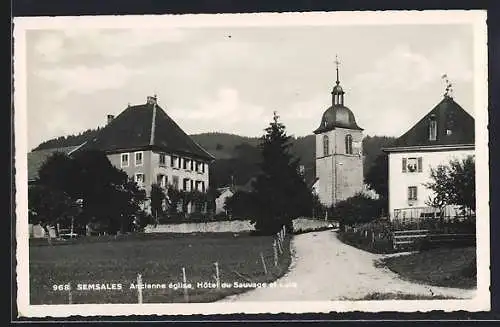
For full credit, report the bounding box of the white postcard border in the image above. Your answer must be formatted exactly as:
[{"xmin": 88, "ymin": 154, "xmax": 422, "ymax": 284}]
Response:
[{"xmin": 14, "ymin": 10, "xmax": 490, "ymax": 317}]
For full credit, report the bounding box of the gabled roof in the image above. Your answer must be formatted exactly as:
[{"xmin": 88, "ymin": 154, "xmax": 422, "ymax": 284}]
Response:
[
  {"xmin": 27, "ymin": 145, "xmax": 79, "ymax": 182},
  {"xmin": 385, "ymin": 96, "xmax": 474, "ymax": 151},
  {"xmin": 81, "ymin": 99, "xmax": 214, "ymax": 161}
]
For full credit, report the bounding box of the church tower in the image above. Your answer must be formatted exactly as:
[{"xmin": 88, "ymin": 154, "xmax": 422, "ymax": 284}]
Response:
[{"xmin": 313, "ymin": 56, "xmax": 364, "ymax": 207}]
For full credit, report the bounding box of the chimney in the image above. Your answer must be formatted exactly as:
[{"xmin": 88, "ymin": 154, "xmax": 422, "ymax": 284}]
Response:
[
  {"xmin": 147, "ymin": 95, "xmax": 157, "ymax": 105},
  {"xmin": 107, "ymin": 114, "xmax": 114, "ymax": 124}
]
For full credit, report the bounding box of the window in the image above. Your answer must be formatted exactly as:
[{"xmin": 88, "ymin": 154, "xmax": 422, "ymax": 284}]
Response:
[
  {"xmin": 159, "ymin": 153, "xmax": 166, "ymax": 166},
  {"xmin": 323, "ymin": 135, "xmax": 329, "ymax": 156},
  {"xmin": 157, "ymin": 174, "xmax": 167, "ymax": 187},
  {"xmin": 172, "ymin": 175, "xmax": 179, "ymax": 189},
  {"xmin": 429, "ymin": 116, "xmax": 437, "ymax": 141},
  {"xmin": 183, "ymin": 158, "xmax": 189, "ymax": 170},
  {"xmin": 402, "ymin": 157, "xmax": 423, "ymax": 173},
  {"xmin": 190, "ymin": 180, "xmax": 194, "ymax": 191},
  {"xmin": 171, "ymin": 155, "xmax": 177, "ymax": 168},
  {"xmin": 345, "ymin": 134, "xmax": 353, "ymax": 154},
  {"xmin": 121, "ymin": 153, "xmax": 129, "ymax": 167},
  {"xmin": 135, "ymin": 173, "xmax": 145, "ymax": 188},
  {"xmin": 202, "ymin": 163, "xmax": 206, "ymax": 173},
  {"xmin": 190, "ymin": 160, "xmax": 194, "ymax": 171},
  {"xmin": 195, "ymin": 161, "xmax": 200, "ymax": 172},
  {"xmin": 135, "ymin": 151, "xmax": 143, "ymax": 166},
  {"xmin": 408, "ymin": 186, "xmax": 418, "ymax": 201},
  {"xmin": 201, "ymin": 181, "xmax": 206, "ymax": 192},
  {"xmin": 183, "ymin": 178, "xmax": 190, "ymax": 191}
]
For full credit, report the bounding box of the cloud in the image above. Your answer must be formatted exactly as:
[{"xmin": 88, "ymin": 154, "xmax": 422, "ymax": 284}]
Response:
[
  {"xmin": 37, "ymin": 64, "xmax": 138, "ymax": 99},
  {"xmin": 168, "ymin": 88, "xmax": 267, "ymax": 135},
  {"xmin": 33, "ymin": 28, "xmax": 187, "ymax": 63}
]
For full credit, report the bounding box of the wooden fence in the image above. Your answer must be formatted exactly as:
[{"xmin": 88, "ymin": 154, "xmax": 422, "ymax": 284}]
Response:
[{"xmin": 392, "ymin": 229, "xmax": 476, "ymax": 250}]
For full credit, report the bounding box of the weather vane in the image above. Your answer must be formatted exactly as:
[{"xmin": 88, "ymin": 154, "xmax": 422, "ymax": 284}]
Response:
[
  {"xmin": 335, "ymin": 54, "xmax": 340, "ymax": 84},
  {"xmin": 441, "ymin": 74, "xmax": 453, "ymax": 98}
]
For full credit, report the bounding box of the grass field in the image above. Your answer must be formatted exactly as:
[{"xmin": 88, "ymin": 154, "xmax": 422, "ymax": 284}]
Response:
[
  {"xmin": 381, "ymin": 246, "xmax": 477, "ymax": 289},
  {"xmin": 29, "ymin": 232, "xmax": 291, "ymax": 304}
]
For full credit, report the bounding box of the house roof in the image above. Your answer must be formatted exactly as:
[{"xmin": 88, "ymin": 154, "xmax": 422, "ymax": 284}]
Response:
[
  {"xmin": 80, "ymin": 98, "xmax": 214, "ymax": 161},
  {"xmin": 385, "ymin": 96, "xmax": 474, "ymax": 151},
  {"xmin": 27, "ymin": 145, "xmax": 79, "ymax": 181}
]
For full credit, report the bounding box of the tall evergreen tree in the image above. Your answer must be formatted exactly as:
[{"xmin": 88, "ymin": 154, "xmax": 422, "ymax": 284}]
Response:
[{"xmin": 251, "ymin": 112, "xmax": 314, "ymax": 234}]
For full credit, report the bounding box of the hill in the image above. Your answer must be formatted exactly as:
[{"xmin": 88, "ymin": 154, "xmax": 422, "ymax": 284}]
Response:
[{"xmin": 32, "ymin": 131, "xmax": 395, "ymax": 189}]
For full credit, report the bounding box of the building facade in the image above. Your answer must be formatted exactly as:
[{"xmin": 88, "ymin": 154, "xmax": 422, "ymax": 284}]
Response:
[
  {"xmin": 80, "ymin": 95, "xmax": 214, "ymax": 196},
  {"xmin": 313, "ymin": 60, "xmax": 364, "ymax": 207},
  {"xmin": 384, "ymin": 93, "xmax": 475, "ymax": 220}
]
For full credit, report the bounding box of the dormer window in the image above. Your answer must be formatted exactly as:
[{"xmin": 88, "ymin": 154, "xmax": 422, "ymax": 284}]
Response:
[{"xmin": 429, "ymin": 115, "xmax": 437, "ymax": 141}]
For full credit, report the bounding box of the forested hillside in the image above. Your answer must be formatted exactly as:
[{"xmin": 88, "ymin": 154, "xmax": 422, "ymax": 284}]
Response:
[{"xmin": 33, "ymin": 131, "xmax": 396, "ymax": 189}]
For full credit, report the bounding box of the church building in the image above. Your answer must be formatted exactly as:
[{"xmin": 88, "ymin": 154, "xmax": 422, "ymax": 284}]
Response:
[{"xmin": 313, "ymin": 58, "xmax": 364, "ymax": 207}]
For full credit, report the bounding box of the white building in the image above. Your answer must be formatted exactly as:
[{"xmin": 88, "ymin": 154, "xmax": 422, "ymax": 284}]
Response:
[
  {"xmin": 384, "ymin": 93, "xmax": 475, "ymax": 220},
  {"xmin": 313, "ymin": 59, "xmax": 364, "ymax": 207}
]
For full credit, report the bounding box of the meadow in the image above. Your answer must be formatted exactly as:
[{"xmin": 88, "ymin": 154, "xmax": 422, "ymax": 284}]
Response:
[{"xmin": 29, "ymin": 232, "xmax": 291, "ymax": 304}]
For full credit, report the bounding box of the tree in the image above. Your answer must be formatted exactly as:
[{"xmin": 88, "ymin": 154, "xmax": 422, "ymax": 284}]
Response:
[
  {"xmin": 333, "ymin": 193, "xmax": 384, "ymax": 227},
  {"xmin": 28, "ymin": 184, "xmax": 80, "ymax": 243},
  {"xmin": 224, "ymin": 191, "xmax": 257, "ymax": 219},
  {"xmin": 150, "ymin": 183, "xmax": 165, "ymax": 227},
  {"xmin": 364, "ymin": 153, "xmax": 389, "ymax": 213},
  {"xmin": 424, "ymin": 155, "xmax": 475, "ymax": 215},
  {"xmin": 251, "ymin": 112, "xmax": 314, "ymax": 234},
  {"xmin": 31, "ymin": 150, "xmax": 148, "ymax": 235}
]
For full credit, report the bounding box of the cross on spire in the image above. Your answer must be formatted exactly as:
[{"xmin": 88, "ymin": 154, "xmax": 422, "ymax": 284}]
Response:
[{"xmin": 335, "ymin": 54, "xmax": 340, "ymax": 84}]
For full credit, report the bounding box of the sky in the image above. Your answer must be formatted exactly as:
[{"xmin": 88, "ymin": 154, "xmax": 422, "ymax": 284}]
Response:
[{"xmin": 23, "ymin": 15, "xmax": 476, "ymax": 151}]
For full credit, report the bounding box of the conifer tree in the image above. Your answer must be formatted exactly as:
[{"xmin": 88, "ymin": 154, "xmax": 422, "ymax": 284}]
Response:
[{"xmin": 251, "ymin": 111, "xmax": 314, "ymax": 234}]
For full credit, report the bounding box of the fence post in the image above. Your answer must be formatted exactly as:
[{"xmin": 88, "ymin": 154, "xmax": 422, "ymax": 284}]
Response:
[
  {"xmin": 214, "ymin": 262, "xmax": 220, "ymax": 288},
  {"xmin": 277, "ymin": 236, "xmax": 283, "ymax": 254},
  {"xmin": 68, "ymin": 282, "xmax": 72, "ymax": 304},
  {"xmin": 273, "ymin": 240, "xmax": 278, "ymax": 267},
  {"xmin": 182, "ymin": 267, "xmax": 189, "ymax": 303},
  {"xmin": 137, "ymin": 273, "xmax": 143, "ymax": 304},
  {"xmin": 260, "ymin": 252, "xmax": 268, "ymax": 275}
]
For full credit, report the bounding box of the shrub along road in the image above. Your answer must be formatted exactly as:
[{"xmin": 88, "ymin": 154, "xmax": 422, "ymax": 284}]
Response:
[{"xmin": 220, "ymin": 230, "xmax": 476, "ymax": 301}]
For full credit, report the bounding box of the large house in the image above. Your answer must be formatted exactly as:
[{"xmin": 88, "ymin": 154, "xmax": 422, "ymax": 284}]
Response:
[
  {"xmin": 313, "ymin": 59, "xmax": 364, "ymax": 207},
  {"xmin": 28, "ymin": 95, "xmax": 214, "ymax": 197},
  {"xmin": 78, "ymin": 95, "xmax": 215, "ymax": 195},
  {"xmin": 383, "ymin": 92, "xmax": 475, "ymax": 220}
]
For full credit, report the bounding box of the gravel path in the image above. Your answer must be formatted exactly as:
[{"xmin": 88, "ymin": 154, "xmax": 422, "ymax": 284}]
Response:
[{"xmin": 220, "ymin": 230, "xmax": 476, "ymax": 301}]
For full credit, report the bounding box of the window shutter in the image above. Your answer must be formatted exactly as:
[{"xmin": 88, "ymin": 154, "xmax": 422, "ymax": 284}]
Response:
[
  {"xmin": 407, "ymin": 187, "xmax": 411, "ymax": 200},
  {"xmin": 414, "ymin": 186, "xmax": 418, "ymax": 200},
  {"xmin": 417, "ymin": 157, "xmax": 422, "ymax": 172},
  {"xmin": 402, "ymin": 158, "xmax": 407, "ymax": 172}
]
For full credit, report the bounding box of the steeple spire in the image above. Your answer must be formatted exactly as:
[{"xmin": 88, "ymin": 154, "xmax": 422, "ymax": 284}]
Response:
[
  {"xmin": 335, "ymin": 54, "xmax": 340, "ymax": 85},
  {"xmin": 331, "ymin": 55, "xmax": 345, "ymax": 106}
]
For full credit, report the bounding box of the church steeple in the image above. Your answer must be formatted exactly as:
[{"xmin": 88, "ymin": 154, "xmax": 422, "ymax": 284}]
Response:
[{"xmin": 332, "ymin": 55, "xmax": 345, "ymax": 106}]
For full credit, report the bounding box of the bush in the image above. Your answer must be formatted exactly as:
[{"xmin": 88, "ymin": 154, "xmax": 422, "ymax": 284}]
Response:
[{"xmin": 333, "ymin": 193, "xmax": 384, "ymax": 226}]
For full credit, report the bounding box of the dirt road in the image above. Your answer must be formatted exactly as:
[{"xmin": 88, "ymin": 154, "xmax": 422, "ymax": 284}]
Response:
[{"xmin": 220, "ymin": 230, "xmax": 476, "ymax": 301}]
